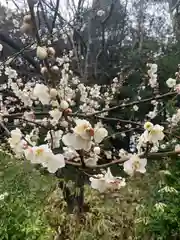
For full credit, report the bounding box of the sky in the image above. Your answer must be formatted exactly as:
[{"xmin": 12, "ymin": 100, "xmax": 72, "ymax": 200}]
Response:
[
  {"xmin": 0, "ymin": 0, "xmax": 171, "ymax": 35},
  {"xmin": 0, "ymin": 0, "xmax": 92, "ymax": 9},
  {"xmin": 0, "ymin": 0, "xmax": 93, "ymax": 20}
]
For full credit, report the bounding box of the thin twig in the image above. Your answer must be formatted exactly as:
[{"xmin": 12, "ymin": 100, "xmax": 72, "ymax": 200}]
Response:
[
  {"xmin": 65, "ymin": 149, "xmax": 180, "ymax": 169},
  {"xmin": 2, "ymin": 91, "xmax": 177, "ymax": 119}
]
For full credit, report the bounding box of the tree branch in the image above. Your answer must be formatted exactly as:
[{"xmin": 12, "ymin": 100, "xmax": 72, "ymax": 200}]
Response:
[{"xmin": 65, "ymin": 149, "xmax": 180, "ymax": 169}]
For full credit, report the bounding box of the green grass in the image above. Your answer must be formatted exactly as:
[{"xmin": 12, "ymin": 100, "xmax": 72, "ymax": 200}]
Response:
[
  {"xmin": 0, "ymin": 151, "xmax": 165, "ymax": 240},
  {"xmin": 0, "ymin": 152, "xmax": 55, "ymax": 240}
]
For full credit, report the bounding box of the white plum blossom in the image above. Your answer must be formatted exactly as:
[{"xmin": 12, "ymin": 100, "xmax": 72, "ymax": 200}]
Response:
[
  {"xmin": 97, "ymin": 10, "xmax": 105, "ymax": 17},
  {"xmin": 90, "ymin": 168, "xmax": 126, "ymax": 193},
  {"xmin": 166, "ymin": 78, "xmax": 176, "ymax": 88},
  {"xmin": 62, "ymin": 119, "xmax": 93, "ymax": 151},
  {"xmin": 33, "ymin": 84, "xmax": 50, "ymax": 105},
  {"xmin": 133, "ymin": 105, "xmax": 139, "ymax": 111},
  {"xmin": 49, "ymin": 108, "xmax": 62, "ymax": 122},
  {"xmin": 36, "ymin": 46, "xmax": 48, "ymax": 60},
  {"xmin": 123, "ymin": 154, "xmax": 147, "ymax": 176},
  {"xmin": 62, "ymin": 119, "xmax": 108, "ymax": 151},
  {"xmin": 145, "ymin": 124, "xmax": 165, "ymax": 143},
  {"xmin": 45, "ymin": 130, "xmax": 63, "ymax": 148},
  {"xmin": 24, "ymin": 144, "xmax": 65, "ymax": 173},
  {"xmin": 60, "ymin": 100, "xmax": 69, "ymax": 109},
  {"xmin": 93, "ymin": 146, "xmax": 101, "ymax": 155},
  {"xmin": 8, "ymin": 128, "xmax": 22, "ymax": 146}
]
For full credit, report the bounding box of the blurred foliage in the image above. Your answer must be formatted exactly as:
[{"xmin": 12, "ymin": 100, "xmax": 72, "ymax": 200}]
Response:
[
  {"xmin": 2, "ymin": 146, "xmax": 180, "ymax": 240},
  {"xmin": 0, "ymin": 151, "xmax": 165, "ymax": 240},
  {"xmin": 46, "ymin": 161, "xmax": 162, "ymax": 240},
  {"xmin": 0, "ymin": 152, "xmax": 55, "ymax": 240},
  {"xmin": 137, "ymin": 156, "xmax": 180, "ymax": 240}
]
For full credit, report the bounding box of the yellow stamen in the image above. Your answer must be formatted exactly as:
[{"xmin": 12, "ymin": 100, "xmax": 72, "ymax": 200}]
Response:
[
  {"xmin": 132, "ymin": 160, "xmax": 140, "ymax": 171},
  {"xmin": 35, "ymin": 148, "xmax": 44, "ymax": 156}
]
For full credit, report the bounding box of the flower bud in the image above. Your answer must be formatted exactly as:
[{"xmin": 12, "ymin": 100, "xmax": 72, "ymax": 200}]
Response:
[
  {"xmin": 60, "ymin": 100, "xmax": 69, "ymax": 109},
  {"xmin": 47, "ymin": 47, "xmax": 56, "ymax": 57},
  {"xmin": 51, "ymin": 100, "xmax": 59, "ymax": 107},
  {"xmin": 50, "ymin": 88, "xmax": 58, "ymax": 98},
  {"xmin": 40, "ymin": 66, "xmax": 48, "ymax": 75},
  {"xmin": 36, "ymin": 46, "xmax": 48, "ymax": 60},
  {"xmin": 20, "ymin": 23, "xmax": 32, "ymax": 34},
  {"xmin": 61, "ymin": 120, "xmax": 68, "ymax": 128},
  {"xmin": 51, "ymin": 65, "xmax": 59, "ymax": 73},
  {"xmin": 64, "ymin": 108, "xmax": 72, "ymax": 114},
  {"xmin": 23, "ymin": 14, "xmax": 31, "ymax": 24},
  {"xmin": 94, "ymin": 146, "xmax": 100, "ymax": 155},
  {"xmin": 144, "ymin": 121, "xmax": 153, "ymax": 130}
]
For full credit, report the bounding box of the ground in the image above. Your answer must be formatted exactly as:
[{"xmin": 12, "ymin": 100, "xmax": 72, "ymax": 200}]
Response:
[{"xmin": 0, "ymin": 151, "xmax": 162, "ymax": 240}]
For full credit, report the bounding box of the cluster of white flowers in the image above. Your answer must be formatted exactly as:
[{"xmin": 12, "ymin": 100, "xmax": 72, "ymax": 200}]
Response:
[
  {"xmin": 62, "ymin": 119, "xmax": 108, "ymax": 152},
  {"xmin": 147, "ymin": 63, "xmax": 158, "ymax": 88},
  {"xmin": 90, "ymin": 168, "xmax": 126, "ymax": 192},
  {"xmin": 168, "ymin": 109, "xmax": 180, "ymax": 126},
  {"xmin": 166, "ymin": 78, "xmax": 176, "ymax": 88},
  {"xmin": 123, "ymin": 154, "xmax": 147, "ymax": 176},
  {"xmin": 8, "ymin": 128, "xmax": 65, "ymax": 173},
  {"xmin": 0, "ymin": 56, "xmax": 173, "ymax": 195},
  {"xmin": 0, "ymin": 19, "xmax": 179, "ymax": 197},
  {"xmin": 137, "ymin": 122, "xmax": 164, "ymax": 153}
]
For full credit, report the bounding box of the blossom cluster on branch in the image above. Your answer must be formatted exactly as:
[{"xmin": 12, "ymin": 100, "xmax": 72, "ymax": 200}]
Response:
[{"xmin": 1, "ymin": 5, "xmax": 180, "ymax": 197}]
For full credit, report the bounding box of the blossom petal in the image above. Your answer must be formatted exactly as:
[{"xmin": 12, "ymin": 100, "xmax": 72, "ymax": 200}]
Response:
[
  {"xmin": 123, "ymin": 160, "xmax": 134, "ymax": 175},
  {"xmin": 90, "ymin": 178, "xmax": 107, "ymax": 193},
  {"xmin": 94, "ymin": 127, "xmax": 108, "ymax": 143},
  {"xmin": 104, "ymin": 168, "xmax": 114, "ymax": 182},
  {"xmin": 46, "ymin": 154, "xmax": 65, "ymax": 173},
  {"xmin": 62, "ymin": 133, "xmax": 92, "ymax": 151},
  {"xmin": 140, "ymin": 158, "xmax": 147, "ymax": 168}
]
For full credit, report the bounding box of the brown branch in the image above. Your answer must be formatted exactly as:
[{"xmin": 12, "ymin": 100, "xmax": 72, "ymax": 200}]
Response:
[
  {"xmin": 42, "ymin": 0, "xmax": 87, "ymax": 51},
  {"xmin": 0, "ymin": 120, "xmax": 11, "ymax": 136},
  {"xmin": 96, "ymin": 116, "xmax": 142, "ymax": 126},
  {"xmin": 65, "ymin": 150, "xmax": 180, "ymax": 169},
  {"xmin": 0, "ymin": 119, "xmax": 33, "ymax": 146},
  {"xmin": 71, "ymin": 91, "xmax": 177, "ymax": 117},
  {"xmin": 27, "ymin": 0, "xmax": 41, "ymax": 44},
  {"xmin": 101, "ymin": 0, "xmax": 115, "ymax": 24},
  {"xmin": 0, "ymin": 34, "xmax": 40, "ymax": 71},
  {"xmin": 39, "ymin": 0, "xmax": 52, "ymax": 33},
  {"xmin": 51, "ymin": 0, "xmax": 60, "ymax": 34},
  {"xmin": 2, "ymin": 91, "xmax": 177, "ymax": 120}
]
